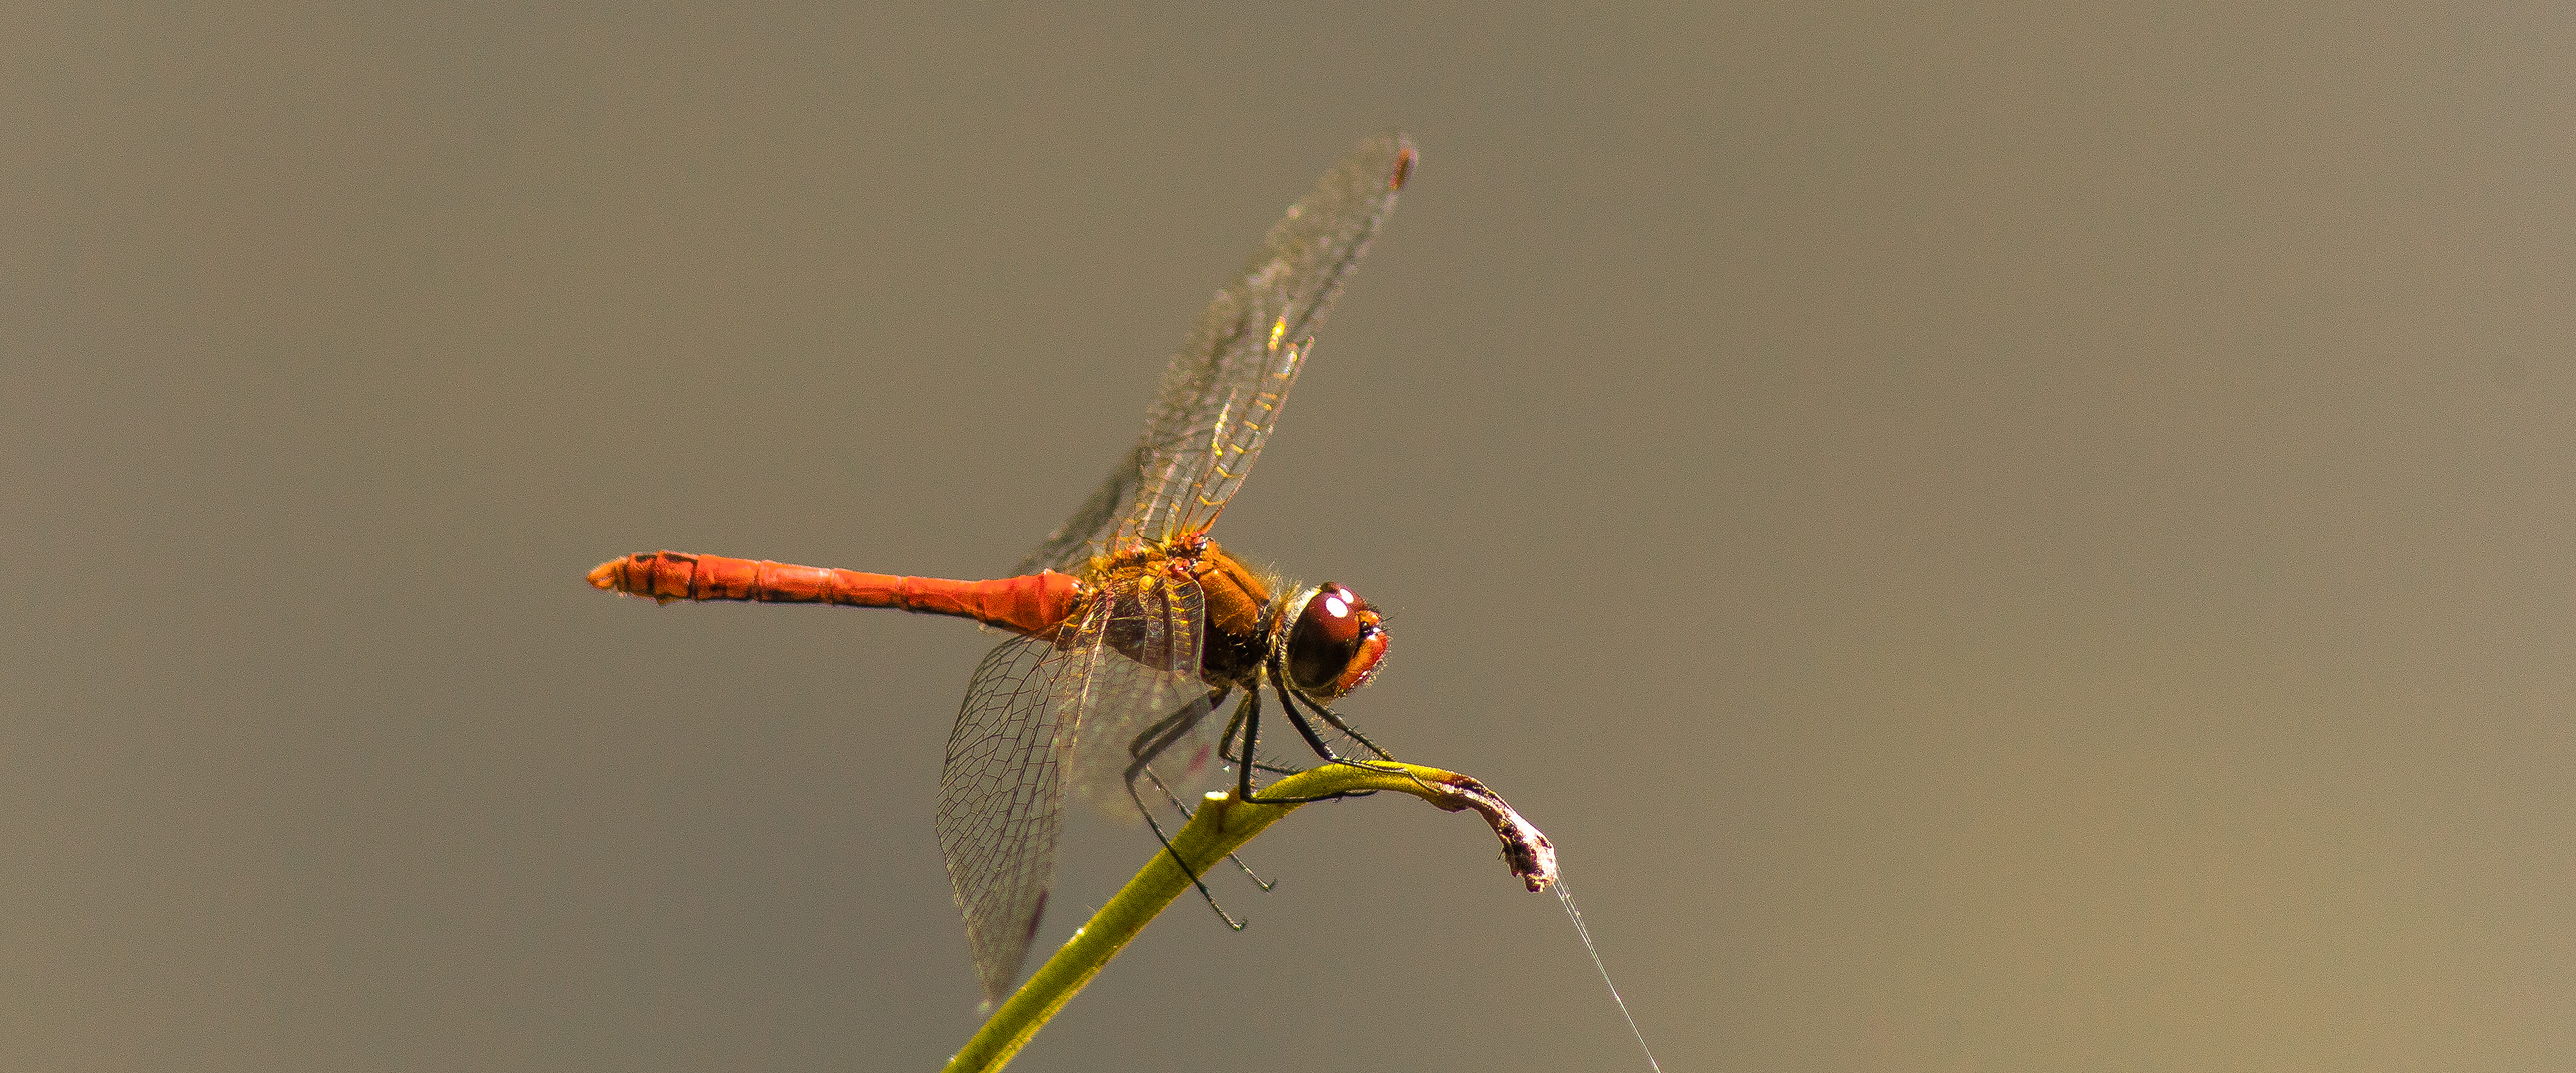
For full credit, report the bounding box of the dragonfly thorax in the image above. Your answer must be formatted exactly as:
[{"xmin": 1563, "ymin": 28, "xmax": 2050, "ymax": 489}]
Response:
[
  {"xmin": 1179, "ymin": 541, "xmax": 1279, "ymax": 687},
  {"xmin": 1167, "ymin": 541, "xmax": 1387, "ymax": 700}
]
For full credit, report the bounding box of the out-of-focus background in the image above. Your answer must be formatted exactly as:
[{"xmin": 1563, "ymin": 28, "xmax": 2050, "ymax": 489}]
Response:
[{"xmin": 12, "ymin": 5, "xmax": 2574, "ymax": 1070}]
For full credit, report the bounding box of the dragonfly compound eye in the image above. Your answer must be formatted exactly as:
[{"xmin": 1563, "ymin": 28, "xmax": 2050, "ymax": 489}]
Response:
[{"xmin": 1287, "ymin": 582, "xmax": 1388, "ymax": 698}]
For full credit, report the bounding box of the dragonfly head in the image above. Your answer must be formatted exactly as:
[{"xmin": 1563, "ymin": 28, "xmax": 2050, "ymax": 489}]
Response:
[{"xmin": 1279, "ymin": 582, "xmax": 1389, "ymax": 700}]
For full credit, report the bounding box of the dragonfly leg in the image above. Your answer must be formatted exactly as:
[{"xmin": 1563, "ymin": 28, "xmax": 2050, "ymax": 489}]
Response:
[
  {"xmin": 1216, "ymin": 695, "xmax": 1305, "ymax": 777},
  {"xmin": 1122, "ymin": 763, "xmax": 1241, "ymax": 931},
  {"xmin": 1130, "ymin": 688, "xmax": 1275, "ymax": 892},
  {"xmin": 1237, "ymin": 665, "xmax": 1388, "ymax": 806},
  {"xmin": 1273, "ymin": 656, "xmax": 1402, "ymax": 766},
  {"xmin": 1122, "ymin": 689, "xmax": 1271, "ymax": 925},
  {"xmin": 1294, "ymin": 692, "xmax": 1395, "ymax": 761},
  {"xmin": 1230, "ymin": 659, "xmax": 1407, "ymax": 805},
  {"xmin": 1289, "ymin": 684, "xmax": 1422, "ymax": 790},
  {"xmin": 1128, "ymin": 687, "xmax": 1226, "ymax": 763},
  {"xmin": 1147, "ymin": 764, "xmax": 1276, "ymax": 893},
  {"xmin": 1232, "ymin": 688, "xmax": 1261, "ymax": 805},
  {"xmin": 1292, "ymin": 698, "xmax": 1429, "ymax": 800}
]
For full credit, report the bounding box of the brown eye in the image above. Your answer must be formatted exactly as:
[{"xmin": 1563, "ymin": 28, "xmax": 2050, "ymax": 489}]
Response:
[{"xmin": 1287, "ymin": 583, "xmax": 1388, "ymax": 697}]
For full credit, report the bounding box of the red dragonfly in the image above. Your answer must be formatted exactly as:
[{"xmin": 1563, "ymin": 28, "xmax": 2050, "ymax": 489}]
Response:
[{"xmin": 589, "ymin": 134, "xmax": 1417, "ymax": 1006}]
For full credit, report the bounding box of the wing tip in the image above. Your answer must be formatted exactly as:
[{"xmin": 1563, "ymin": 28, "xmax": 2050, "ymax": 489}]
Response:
[{"xmin": 1361, "ymin": 131, "xmax": 1417, "ymax": 193}]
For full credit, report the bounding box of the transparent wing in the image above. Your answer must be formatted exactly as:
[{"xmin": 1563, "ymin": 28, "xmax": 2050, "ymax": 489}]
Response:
[
  {"xmin": 936, "ymin": 632, "xmax": 1075, "ymax": 1006},
  {"xmin": 933, "ymin": 573, "xmax": 1206, "ymax": 1005},
  {"xmin": 1011, "ymin": 440, "xmax": 1142, "ymax": 577},
  {"xmin": 1120, "ymin": 132, "xmax": 1415, "ymax": 547},
  {"xmin": 1065, "ymin": 572, "xmax": 1213, "ymax": 815},
  {"xmin": 1014, "ymin": 133, "xmax": 1415, "ymax": 573},
  {"xmin": 1075, "ymin": 682, "xmax": 1230, "ymax": 817}
]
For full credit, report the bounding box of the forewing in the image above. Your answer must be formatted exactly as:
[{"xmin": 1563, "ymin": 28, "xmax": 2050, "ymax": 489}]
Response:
[
  {"xmin": 1015, "ymin": 133, "xmax": 1414, "ymax": 573},
  {"xmin": 936, "ymin": 631, "xmax": 1077, "ymax": 1006},
  {"xmin": 1011, "ymin": 440, "xmax": 1141, "ymax": 577},
  {"xmin": 1121, "ymin": 133, "xmax": 1414, "ymax": 546}
]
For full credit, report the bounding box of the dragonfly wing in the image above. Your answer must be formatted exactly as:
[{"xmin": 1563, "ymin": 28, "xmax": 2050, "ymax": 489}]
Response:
[
  {"xmin": 933, "ymin": 571, "xmax": 1206, "ymax": 1005},
  {"xmin": 1011, "ymin": 440, "xmax": 1142, "ymax": 577},
  {"xmin": 1119, "ymin": 133, "xmax": 1415, "ymax": 547},
  {"xmin": 1013, "ymin": 134, "xmax": 1414, "ymax": 573},
  {"xmin": 936, "ymin": 630, "xmax": 1080, "ymax": 1007},
  {"xmin": 1065, "ymin": 571, "xmax": 1214, "ymax": 815}
]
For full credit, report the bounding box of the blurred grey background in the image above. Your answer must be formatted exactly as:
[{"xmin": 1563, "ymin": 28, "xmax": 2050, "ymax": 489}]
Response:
[{"xmin": 10, "ymin": 4, "xmax": 2575, "ymax": 1071}]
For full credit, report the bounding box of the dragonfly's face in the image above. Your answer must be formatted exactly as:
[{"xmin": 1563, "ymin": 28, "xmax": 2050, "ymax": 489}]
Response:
[{"xmin": 1283, "ymin": 582, "xmax": 1389, "ymax": 700}]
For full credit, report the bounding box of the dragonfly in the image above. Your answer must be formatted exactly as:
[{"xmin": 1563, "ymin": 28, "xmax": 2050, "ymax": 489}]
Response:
[{"xmin": 589, "ymin": 133, "xmax": 1418, "ymax": 1007}]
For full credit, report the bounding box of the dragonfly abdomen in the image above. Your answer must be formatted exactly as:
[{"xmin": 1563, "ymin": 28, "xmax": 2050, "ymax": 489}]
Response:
[{"xmin": 587, "ymin": 550, "xmax": 1081, "ymax": 637}]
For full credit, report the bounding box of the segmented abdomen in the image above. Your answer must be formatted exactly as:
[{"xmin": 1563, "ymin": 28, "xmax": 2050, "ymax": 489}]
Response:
[{"xmin": 587, "ymin": 550, "xmax": 1082, "ymax": 638}]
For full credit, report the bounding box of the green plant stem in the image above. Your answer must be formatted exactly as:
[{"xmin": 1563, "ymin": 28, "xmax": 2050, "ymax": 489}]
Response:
[{"xmin": 939, "ymin": 761, "xmax": 1555, "ymax": 1073}]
